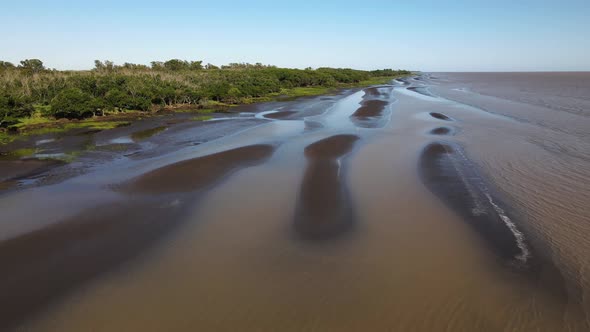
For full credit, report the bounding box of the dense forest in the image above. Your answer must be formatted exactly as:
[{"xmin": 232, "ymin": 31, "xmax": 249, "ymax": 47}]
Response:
[{"xmin": 0, "ymin": 59, "xmax": 409, "ymax": 128}]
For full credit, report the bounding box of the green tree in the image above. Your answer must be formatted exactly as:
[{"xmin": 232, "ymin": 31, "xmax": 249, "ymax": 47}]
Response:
[
  {"xmin": 0, "ymin": 94, "xmax": 34, "ymax": 127},
  {"xmin": 189, "ymin": 61, "xmax": 203, "ymax": 70},
  {"xmin": 50, "ymin": 88, "xmax": 96, "ymax": 119},
  {"xmin": 226, "ymin": 87, "xmax": 242, "ymax": 103},
  {"xmin": 150, "ymin": 61, "xmax": 164, "ymax": 70},
  {"xmin": 0, "ymin": 58, "xmax": 410, "ymax": 125},
  {"xmin": 163, "ymin": 59, "xmax": 188, "ymax": 71},
  {"xmin": 94, "ymin": 60, "xmax": 115, "ymax": 72},
  {"xmin": 205, "ymin": 82, "xmax": 230, "ymax": 101},
  {"xmin": 18, "ymin": 59, "xmax": 45, "ymax": 74},
  {"xmin": 0, "ymin": 61, "xmax": 15, "ymax": 71},
  {"xmin": 105, "ymin": 89, "xmax": 132, "ymax": 110},
  {"xmin": 94, "ymin": 60, "xmax": 105, "ymax": 71}
]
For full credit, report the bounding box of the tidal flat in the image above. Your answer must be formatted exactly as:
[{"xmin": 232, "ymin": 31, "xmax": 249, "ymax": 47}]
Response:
[{"xmin": 1, "ymin": 73, "xmax": 590, "ymax": 331}]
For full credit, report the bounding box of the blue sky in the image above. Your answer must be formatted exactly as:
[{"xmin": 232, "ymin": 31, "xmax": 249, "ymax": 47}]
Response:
[{"xmin": 1, "ymin": 0, "xmax": 589, "ymax": 71}]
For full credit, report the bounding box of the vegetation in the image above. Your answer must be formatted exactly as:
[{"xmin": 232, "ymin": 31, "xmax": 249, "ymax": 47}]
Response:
[
  {"xmin": 2, "ymin": 148, "xmax": 37, "ymax": 160},
  {"xmin": 17, "ymin": 120, "xmax": 130, "ymax": 137},
  {"xmin": 0, "ymin": 58, "xmax": 410, "ymax": 139},
  {"xmin": 191, "ymin": 115, "xmax": 213, "ymax": 122},
  {"xmin": 279, "ymin": 86, "xmax": 333, "ymax": 98}
]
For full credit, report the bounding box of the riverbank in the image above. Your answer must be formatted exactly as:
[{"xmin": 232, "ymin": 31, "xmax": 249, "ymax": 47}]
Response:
[
  {"xmin": 1, "ymin": 59, "xmax": 410, "ymax": 143},
  {"xmin": 0, "ymin": 74, "xmax": 403, "ymax": 147},
  {"xmin": 0, "ymin": 79, "xmax": 394, "ymax": 192}
]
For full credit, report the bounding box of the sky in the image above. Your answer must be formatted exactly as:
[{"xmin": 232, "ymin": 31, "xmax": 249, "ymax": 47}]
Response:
[{"xmin": 1, "ymin": 0, "xmax": 589, "ymax": 71}]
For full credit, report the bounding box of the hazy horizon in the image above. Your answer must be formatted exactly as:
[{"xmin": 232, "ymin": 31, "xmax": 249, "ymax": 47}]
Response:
[{"xmin": 2, "ymin": 0, "xmax": 589, "ymax": 72}]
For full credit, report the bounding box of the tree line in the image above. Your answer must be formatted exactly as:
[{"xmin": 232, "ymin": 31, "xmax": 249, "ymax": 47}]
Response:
[{"xmin": 0, "ymin": 59, "xmax": 410, "ymax": 127}]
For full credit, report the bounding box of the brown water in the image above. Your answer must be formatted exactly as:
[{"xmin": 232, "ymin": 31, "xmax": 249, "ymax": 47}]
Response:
[{"xmin": 1, "ymin": 73, "xmax": 590, "ymax": 331}]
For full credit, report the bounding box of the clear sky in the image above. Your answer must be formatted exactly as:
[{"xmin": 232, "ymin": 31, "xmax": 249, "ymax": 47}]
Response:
[{"xmin": 2, "ymin": 0, "xmax": 589, "ymax": 71}]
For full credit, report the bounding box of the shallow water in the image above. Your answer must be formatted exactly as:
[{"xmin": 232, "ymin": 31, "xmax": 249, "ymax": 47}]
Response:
[{"xmin": 1, "ymin": 74, "xmax": 590, "ymax": 331}]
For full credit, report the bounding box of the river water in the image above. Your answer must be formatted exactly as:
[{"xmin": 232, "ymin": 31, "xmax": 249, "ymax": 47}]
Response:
[{"xmin": 2, "ymin": 73, "xmax": 589, "ymax": 331}]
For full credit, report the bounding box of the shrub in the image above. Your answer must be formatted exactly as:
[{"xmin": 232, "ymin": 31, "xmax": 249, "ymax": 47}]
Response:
[
  {"xmin": 0, "ymin": 94, "xmax": 34, "ymax": 127},
  {"xmin": 50, "ymin": 88, "xmax": 97, "ymax": 119}
]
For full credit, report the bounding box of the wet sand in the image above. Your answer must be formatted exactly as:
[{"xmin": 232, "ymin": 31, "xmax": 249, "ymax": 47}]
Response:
[
  {"xmin": 429, "ymin": 112, "xmax": 452, "ymax": 121},
  {"xmin": 294, "ymin": 134, "xmax": 359, "ymax": 240},
  {"xmin": 352, "ymin": 100, "xmax": 388, "ymax": 117},
  {"xmin": 429, "ymin": 126, "xmax": 454, "ymax": 135},
  {"xmin": 419, "ymin": 142, "xmax": 529, "ymax": 263},
  {"xmin": 0, "ymin": 159, "xmax": 64, "ymax": 183},
  {"xmin": 350, "ymin": 86, "xmax": 393, "ymax": 128},
  {"xmin": 263, "ymin": 110, "xmax": 297, "ymax": 119},
  {"xmin": 0, "ymin": 143, "xmax": 278, "ymax": 331},
  {"xmin": 418, "ymin": 142, "xmax": 571, "ymax": 302},
  {"xmin": 122, "ymin": 144, "xmax": 275, "ymax": 194},
  {"xmin": 1, "ymin": 75, "xmax": 590, "ymax": 331},
  {"xmin": 0, "ymin": 200, "xmax": 191, "ymax": 330}
]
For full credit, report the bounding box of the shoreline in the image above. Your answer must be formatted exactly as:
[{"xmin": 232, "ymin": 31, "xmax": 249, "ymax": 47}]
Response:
[
  {"xmin": 0, "ymin": 75, "xmax": 405, "ymax": 148},
  {"xmin": 0, "ymin": 77, "xmax": 406, "ymax": 191},
  {"xmin": 0, "ymin": 74, "xmax": 409, "ymax": 147}
]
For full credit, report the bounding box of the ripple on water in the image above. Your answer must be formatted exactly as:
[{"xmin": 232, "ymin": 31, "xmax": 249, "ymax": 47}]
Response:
[{"xmin": 419, "ymin": 142, "xmax": 532, "ymax": 266}]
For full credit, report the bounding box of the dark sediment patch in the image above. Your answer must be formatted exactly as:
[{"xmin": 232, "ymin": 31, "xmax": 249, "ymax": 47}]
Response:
[
  {"xmin": 122, "ymin": 144, "xmax": 275, "ymax": 194},
  {"xmin": 92, "ymin": 114, "xmax": 193, "ymax": 144},
  {"xmin": 0, "ymin": 159, "xmax": 66, "ymax": 191},
  {"xmin": 353, "ymin": 100, "xmax": 389, "ymax": 117},
  {"xmin": 1, "ymin": 129, "xmax": 94, "ymax": 159},
  {"xmin": 419, "ymin": 143, "xmax": 528, "ymax": 264},
  {"xmin": 0, "ymin": 144, "xmax": 278, "ymax": 329},
  {"xmin": 263, "ymin": 110, "xmax": 297, "ymax": 120},
  {"xmin": 429, "ymin": 126, "xmax": 454, "ymax": 136},
  {"xmin": 0, "ymin": 197, "xmax": 196, "ymax": 331},
  {"xmin": 294, "ymin": 135, "xmax": 359, "ymax": 240},
  {"xmin": 0, "ymin": 180, "xmax": 16, "ymax": 190},
  {"xmin": 124, "ymin": 118, "xmax": 267, "ymax": 161},
  {"xmin": 364, "ymin": 87, "xmax": 383, "ymax": 97},
  {"xmin": 294, "ymin": 101, "xmax": 338, "ymax": 119},
  {"xmin": 398, "ymin": 78, "xmax": 411, "ymax": 85},
  {"xmin": 2, "ymin": 115, "xmax": 272, "ymax": 192},
  {"xmin": 365, "ymin": 86, "xmax": 392, "ymax": 99},
  {"xmin": 0, "ymin": 158, "xmax": 65, "ymax": 182},
  {"xmin": 429, "ymin": 112, "xmax": 452, "ymax": 121},
  {"xmin": 304, "ymin": 119, "xmax": 324, "ymax": 131},
  {"xmin": 131, "ymin": 126, "xmax": 167, "ymax": 141},
  {"xmin": 350, "ymin": 87, "xmax": 393, "ymax": 128},
  {"xmin": 418, "ymin": 142, "xmax": 571, "ymax": 302},
  {"xmin": 227, "ymin": 92, "xmax": 342, "ymax": 121},
  {"xmin": 365, "ymin": 87, "xmax": 380, "ymax": 94}
]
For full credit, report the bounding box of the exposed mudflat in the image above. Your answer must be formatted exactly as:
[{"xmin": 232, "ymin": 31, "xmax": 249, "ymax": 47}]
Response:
[
  {"xmin": 122, "ymin": 144, "xmax": 275, "ymax": 194},
  {"xmin": 294, "ymin": 134, "xmax": 359, "ymax": 240},
  {"xmin": 263, "ymin": 110, "xmax": 297, "ymax": 119},
  {"xmin": 429, "ymin": 126, "xmax": 454, "ymax": 135},
  {"xmin": 429, "ymin": 112, "xmax": 452, "ymax": 121},
  {"xmin": 350, "ymin": 86, "xmax": 393, "ymax": 128}
]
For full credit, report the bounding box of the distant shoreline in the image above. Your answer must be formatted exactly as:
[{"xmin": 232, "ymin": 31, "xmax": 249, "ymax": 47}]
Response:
[{"xmin": 0, "ymin": 58, "xmax": 409, "ymax": 146}]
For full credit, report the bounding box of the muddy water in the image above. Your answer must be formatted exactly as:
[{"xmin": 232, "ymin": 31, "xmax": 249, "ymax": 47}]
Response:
[{"xmin": 2, "ymin": 74, "xmax": 590, "ymax": 331}]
